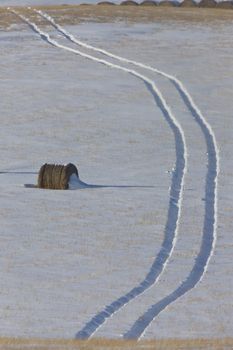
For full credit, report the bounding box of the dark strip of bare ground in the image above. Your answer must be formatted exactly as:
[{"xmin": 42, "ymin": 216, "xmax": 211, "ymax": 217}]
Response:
[
  {"xmin": 0, "ymin": 337, "xmax": 232, "ymax": 350},
  {"xmin": 0, "ymin": 6, "xmax": 233, "ymax": 30}
]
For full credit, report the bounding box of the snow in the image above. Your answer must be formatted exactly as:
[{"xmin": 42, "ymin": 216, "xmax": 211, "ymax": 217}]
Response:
[{"xmin": 0, "ymin": 11, "xmax": 232, "ymax": 340}]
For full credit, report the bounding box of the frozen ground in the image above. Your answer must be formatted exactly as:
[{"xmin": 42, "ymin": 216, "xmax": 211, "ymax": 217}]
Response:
[{"xmin": 0, "ymin": 9, "xmax": 232, "ymax": 340}]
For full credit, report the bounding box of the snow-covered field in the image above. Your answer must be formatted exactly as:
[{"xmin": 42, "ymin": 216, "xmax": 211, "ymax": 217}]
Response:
[{"xmin": 0, "ymin": 7, "xmax": 232, "ymax": 341}]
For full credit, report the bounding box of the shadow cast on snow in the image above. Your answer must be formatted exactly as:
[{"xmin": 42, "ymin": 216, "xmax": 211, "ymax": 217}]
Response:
[
  {"xmin": 70, "ymin": 178, "xmax": 156, "ymax": 190},
  {"xmin": 0, "ymin": 171, "xmax": 156, "ymax": 190},
  {"xmin": 0, "ymin": 171, "xmax": 38, "ymax": 175}
]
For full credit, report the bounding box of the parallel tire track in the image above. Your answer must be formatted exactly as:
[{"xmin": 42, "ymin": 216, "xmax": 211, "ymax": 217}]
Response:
[
  {"xmin": 124, "ymin": 118, "xmax": 218, "ymax": 339},
  {"xmin": 9, "ymin": 8, "xmax": 187, "ymax": 340},
  {"xmin": 11, "ymin": 8, "xmax": 219, "ymax": 340},
  {"xmin": 36, "ymin": 11, "xmax": 219, "ymax": 340},
  {"xmin": 36, "ymin": 10, "xmax": 219, "ymax": 340}
]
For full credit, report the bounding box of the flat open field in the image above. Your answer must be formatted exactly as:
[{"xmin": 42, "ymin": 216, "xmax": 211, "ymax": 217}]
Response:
[
  {"xmin": 1, "ymin": 6, "xmax": 233, "ymax": 29},
  {"xmin": 0, "ymin": 337, "xmax": 233, "ymax": 350},
  {"xmin": 0, "ymin": 4, "xmax": 232, "ymax": 349}
]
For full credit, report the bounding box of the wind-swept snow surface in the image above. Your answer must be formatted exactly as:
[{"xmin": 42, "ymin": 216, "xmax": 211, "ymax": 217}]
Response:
[
  {"xmin": 11, "ymin": 8, "xmax": 188, "ymax": 340},
  {"xmin": 31, "ymin": 10, "xmax": 220, "ymax": 340},
  {"xmin": 0, "ymin": 12, "xmax": 232, "ymax": 340}
]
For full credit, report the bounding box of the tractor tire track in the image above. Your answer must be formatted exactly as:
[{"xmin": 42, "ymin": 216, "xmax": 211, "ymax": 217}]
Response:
[
  {"xmin": 9, "ymin": 8, "xmax": 187, "ymax": 340},
  {"xmin": 124, "ymin": 121, "xmax": 218, "ymax": 339},
  {"xmin": 35, "ymin": 11, "xmax": 219, "ymax": 340}
]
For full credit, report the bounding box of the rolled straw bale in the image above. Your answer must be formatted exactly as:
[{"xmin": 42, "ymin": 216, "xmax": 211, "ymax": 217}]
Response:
[
  {"xmin": 216, "ymin": 1, "xmax": 233, "ymax": 8},
  {"xmin": 37, "ymin": 163, "xmax": 46, "ymax": 189},
  {"xmin": 37, "ymin": 163, "xmax": 79, "ymax": 190},
  {"xmin": 158, "ymin": 0, "xmax": 178, "ymax": 6},
  {"xmin": 198, "ymin": 0, "xmax": 217, "ymax": 7},
  {"xmin": 140, "ymin": 0, "xmax": 157, "ymax": 5},
  {"xmin": 97, "ymin": 1, "xmax": 116, "ymax": 4},
  {"xmin": 120, "ymin": 0, "xmax": 139, "ymax": 5},
  {"xmin": 61, "ymin": 163, "xmax": 79, "ymax": 189},
  {"xmin": 180, "ymin": 0, "xmax": 198, "ymax": 7}
]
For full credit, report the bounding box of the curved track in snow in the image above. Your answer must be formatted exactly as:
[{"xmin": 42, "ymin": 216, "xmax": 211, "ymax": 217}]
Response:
[
  {"xmin": 124, "ymin": 124, "xmax": 218, "ymax": 338},
  {"xmin": 10, "ymin": 7, "xmax": 187, "ymax": 339},
  {"xmin": 36, "ymin": 11, "xmax": 219, "ymax": 341},
  {"xmin": 32, "ymin": 8, "xmax": 219, "ymax": 144},
  {"xmin": 10, "ymin": 8, "xmax": 219, "ymax": 340}
]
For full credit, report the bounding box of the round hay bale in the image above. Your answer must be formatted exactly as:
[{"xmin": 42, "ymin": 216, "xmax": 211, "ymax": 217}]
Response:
[
  {"xmin": 97, "ymin": 1, "xmax": 116, "ymax": 4},
  {"xmin": 140, "ymin": 0, "xmax": 157, "ymax": 5},
  {"xmin": 180, "ymin": 0, "xmax": 198, "ymax": 7},
  {"xmin": 37, "ymin": 163, "xmax": 79, "ymax": 190},
  {"xmin": 158, "ymin": 0, "xmax": 178, "ymax": 6},
  {"xmin": 198, "ymin": 0, "xmax": 217, "ymax": 7},
  {"xmin": 216, "ymin": 1, "xmax": 233, "ymax": 8},
  {"xmin": 120, "ymin": 0, "xmax": 139, "ymax": 5}
]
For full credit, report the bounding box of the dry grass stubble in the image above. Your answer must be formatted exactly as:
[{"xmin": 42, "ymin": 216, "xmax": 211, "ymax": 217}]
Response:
[
  {"xmin": 0, "ymin": 5, "xmax": 233, "ymax": 29},
  {"xmin": 0, "ymin": 338, "xmax": 232, "ymax": 350}
]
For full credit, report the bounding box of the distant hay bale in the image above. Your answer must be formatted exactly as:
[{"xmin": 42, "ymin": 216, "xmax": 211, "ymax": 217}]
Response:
[
  {"xmin": 120, "ymin": 0, "xmax": 139, "ymax": 5},
  {"xmin": 180, "ymin": 0, "xmax": 198, "ymax": 7},
  {"xmin": 38, "ymin": 163, "xmax": 79, "ymax": 190},
  {"xmin": 140, "ymin": 0, "xmax": 157, "ymax": 5},
  {"xmin": 158, "ymin": 0, "xmax": 178, "ymax": 6},
  {"xmin": 198, "ymin": 0, "xmax": 217, "ymax": 7},
  {"xmin": 97, "ymin": 1, "xmax": 116, "ymax": 4},
  {"xmin": 216, "ymin": 1, "xmax": 233, "ymax": 8}
]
